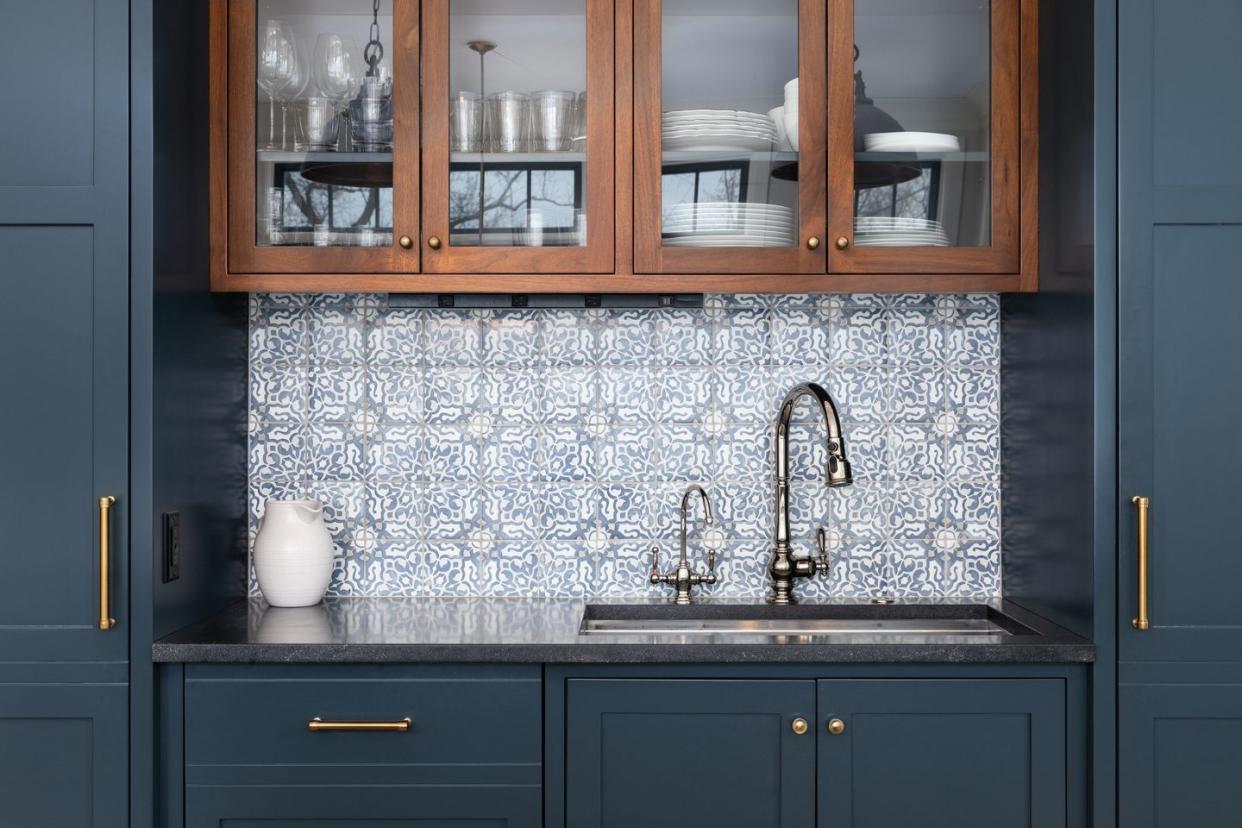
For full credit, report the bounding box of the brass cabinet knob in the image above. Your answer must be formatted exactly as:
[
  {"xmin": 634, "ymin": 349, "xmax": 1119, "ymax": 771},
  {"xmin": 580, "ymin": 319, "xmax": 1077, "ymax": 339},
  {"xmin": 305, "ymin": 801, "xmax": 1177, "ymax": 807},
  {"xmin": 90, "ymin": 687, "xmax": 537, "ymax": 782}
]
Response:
[
  {"xmin": 791, "ymin": 717, "xmax": 809, "ymax": 736},
  {"xmin": 807, "ymin": 236, "xmax": 821, "ymax": 251},
  {"xmin": 398, "ymin": 235, "xmax": 414, "ymax": 250},
  {"xmin": 835, "ymin": 236, "xmax": 851, "ymax": 251},
  {"xmin": 427, "ymin": 236, "xmax": 443, "ymax": 250},
  {"xmin": 826, "ymin": 718, "xmax": 846, "ymax": 735}
]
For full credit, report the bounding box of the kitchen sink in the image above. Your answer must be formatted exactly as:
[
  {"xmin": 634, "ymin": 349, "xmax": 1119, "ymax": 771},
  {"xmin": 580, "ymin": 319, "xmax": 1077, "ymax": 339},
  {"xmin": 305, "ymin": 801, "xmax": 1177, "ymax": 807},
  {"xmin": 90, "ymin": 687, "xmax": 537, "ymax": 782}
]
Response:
[{"xmin": 578, "ymin": 603, "xmax": 1034, "ymax": 638}]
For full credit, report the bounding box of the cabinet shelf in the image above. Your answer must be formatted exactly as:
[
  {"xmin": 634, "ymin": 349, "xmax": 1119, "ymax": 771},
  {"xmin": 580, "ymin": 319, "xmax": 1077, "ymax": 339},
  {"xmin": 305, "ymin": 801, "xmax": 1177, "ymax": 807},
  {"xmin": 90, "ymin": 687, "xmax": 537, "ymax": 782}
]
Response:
[
  {"xmin": 449, "ymin": 151, "xmax": 585, "ymax": 165},
  {"xmin": 256, "ymin": 150, "xmax": 393, "ymax": 164},
  {"xmin": 855, "ymin": 151, "xmax": 990, "ymax": 164}
]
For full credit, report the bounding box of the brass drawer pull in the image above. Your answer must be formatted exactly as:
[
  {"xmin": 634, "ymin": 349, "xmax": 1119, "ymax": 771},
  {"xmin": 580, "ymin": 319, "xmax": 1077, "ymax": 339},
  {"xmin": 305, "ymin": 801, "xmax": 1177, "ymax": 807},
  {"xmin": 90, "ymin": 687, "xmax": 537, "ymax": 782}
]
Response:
[
  {"xmin": 827, "ymin": 718, "xmax": 846, "ymax": 735},
  {"xmin": 1131, "ymin": 496, "xmax": 1151, "ymax": 631},
  {"xmin": 307, "ymin": 717, "xmax": 412, "ymax": 733},
  {"xmin": 98, "ymin": 496, "xmax": 116, "ymax": 631}
]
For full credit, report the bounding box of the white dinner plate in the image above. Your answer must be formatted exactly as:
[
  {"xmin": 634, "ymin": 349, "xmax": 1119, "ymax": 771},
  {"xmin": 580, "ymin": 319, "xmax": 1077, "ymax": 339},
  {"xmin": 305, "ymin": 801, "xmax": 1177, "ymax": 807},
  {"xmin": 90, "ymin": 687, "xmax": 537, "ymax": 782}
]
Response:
[{"xmin": 863, "ymin": 131, "xmax": 962, "ymax": 153}]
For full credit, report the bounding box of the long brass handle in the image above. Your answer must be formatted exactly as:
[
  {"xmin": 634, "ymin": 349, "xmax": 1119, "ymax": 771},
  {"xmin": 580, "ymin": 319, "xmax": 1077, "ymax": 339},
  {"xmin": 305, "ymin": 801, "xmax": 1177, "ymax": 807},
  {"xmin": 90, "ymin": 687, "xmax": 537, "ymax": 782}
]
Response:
[
  {"xmin": 307, "ymin": 717, "xmax": 412, "ymax": 733},
  {"xmin": 1131, "ymin": 496, "xmax": 1150, "ymax": 631},
  {"xmin": 98, "ymin": 496, "xmax": 116, "ymax": 631}
]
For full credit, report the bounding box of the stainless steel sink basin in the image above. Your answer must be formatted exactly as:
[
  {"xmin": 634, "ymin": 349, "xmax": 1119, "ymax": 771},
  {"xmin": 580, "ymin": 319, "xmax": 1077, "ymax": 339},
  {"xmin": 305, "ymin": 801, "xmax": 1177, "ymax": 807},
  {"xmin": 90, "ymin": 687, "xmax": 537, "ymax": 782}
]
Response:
[{"xmin": 578, "ymin": 604, "xmax": 1033, "ymax": 638}]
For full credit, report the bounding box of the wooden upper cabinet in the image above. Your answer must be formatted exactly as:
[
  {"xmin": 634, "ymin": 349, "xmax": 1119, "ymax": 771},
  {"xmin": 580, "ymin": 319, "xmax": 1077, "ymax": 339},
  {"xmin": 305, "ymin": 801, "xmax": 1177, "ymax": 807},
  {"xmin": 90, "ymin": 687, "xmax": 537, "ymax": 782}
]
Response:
[
  {"xmin": 210, "ymin": 0, "xmax": 1037, "ymax": 292},
  {"xmin": 213, "ymin": 0, "xmax": 421, "ymax": 291},
  {"xmin": 420, "ymin": 0, "xmax": 615, "ymax": 277},
  {"xmin": 633, "ymin": 0, "xmax": 829, "ymax": 279},
  {"xmin": 826, "ymin": 0, "xmax": 1039, "ymax": 291}
]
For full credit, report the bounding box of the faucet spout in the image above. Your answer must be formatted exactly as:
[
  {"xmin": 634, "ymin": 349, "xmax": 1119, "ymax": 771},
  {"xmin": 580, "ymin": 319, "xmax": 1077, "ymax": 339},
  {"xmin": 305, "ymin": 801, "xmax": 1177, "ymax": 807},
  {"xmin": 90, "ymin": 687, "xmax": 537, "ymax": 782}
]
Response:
[{"xmin": 770, "ymin": 382, "xmax": 853, "ymax": 605}]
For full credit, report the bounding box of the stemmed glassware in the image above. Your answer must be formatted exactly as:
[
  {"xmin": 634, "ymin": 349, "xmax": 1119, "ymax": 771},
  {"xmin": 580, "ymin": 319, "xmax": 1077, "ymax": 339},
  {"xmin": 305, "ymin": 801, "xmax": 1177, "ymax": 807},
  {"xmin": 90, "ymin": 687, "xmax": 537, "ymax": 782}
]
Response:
[
  {"xmin": 313, "ymin": 33, "xmax": 363, "ymax": 151},
  {"xmin": 257, "ymin": 19, "xmax": 297, "ymax": 150},
  {"xmin": 273, "ymin": 39, "xmax": 310, "ymax": 150}
]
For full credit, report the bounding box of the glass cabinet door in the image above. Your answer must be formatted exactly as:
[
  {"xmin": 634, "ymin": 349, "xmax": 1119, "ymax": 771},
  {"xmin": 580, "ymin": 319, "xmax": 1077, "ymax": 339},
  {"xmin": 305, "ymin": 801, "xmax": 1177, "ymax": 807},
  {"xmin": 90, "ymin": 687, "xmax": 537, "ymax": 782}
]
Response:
[
  {"xmin": 421, "ymin": 0, "xmax": 615, "ymax": 275},
  {"xmin": 228, "ymin": 0, "xmax": 419, "ymax": 276},
  {"xmin": 634, "ymin": 0, "xmax": 826, "ymax": 275},
  {"xmin": 827, "ymin": 0, "xmax": 1024, "ymax": 275}
]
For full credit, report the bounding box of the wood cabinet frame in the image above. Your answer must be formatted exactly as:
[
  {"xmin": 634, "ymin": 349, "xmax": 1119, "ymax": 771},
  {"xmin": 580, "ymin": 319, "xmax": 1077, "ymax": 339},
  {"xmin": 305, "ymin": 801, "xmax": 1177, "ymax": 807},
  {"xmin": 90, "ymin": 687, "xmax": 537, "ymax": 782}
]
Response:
[
  {"xmin": 632, "ymin": 0, "xmax": 828, "ymax": 277},
  {"xmin": 212, "ymin": 0, "xmax": 421, "ymax": 291},
  {"xmin": 825, "ymin": 0, "xmax": 1039, "ymax": 291},
  {"xmin": 210, "ymin": 0, "xmax": 1039, "ymax": 293},
  {"xmin": 419, "ymin": 0, "xmax": 615, "ymax": 277}
]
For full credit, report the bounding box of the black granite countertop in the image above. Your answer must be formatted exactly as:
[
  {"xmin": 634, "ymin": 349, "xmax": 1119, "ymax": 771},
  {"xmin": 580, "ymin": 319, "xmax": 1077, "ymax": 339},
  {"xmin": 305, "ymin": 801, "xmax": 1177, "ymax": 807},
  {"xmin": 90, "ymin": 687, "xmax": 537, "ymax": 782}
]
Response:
[{"xmin": 152, "ymin": 597, "xmax": 1094, "ymax": 664}]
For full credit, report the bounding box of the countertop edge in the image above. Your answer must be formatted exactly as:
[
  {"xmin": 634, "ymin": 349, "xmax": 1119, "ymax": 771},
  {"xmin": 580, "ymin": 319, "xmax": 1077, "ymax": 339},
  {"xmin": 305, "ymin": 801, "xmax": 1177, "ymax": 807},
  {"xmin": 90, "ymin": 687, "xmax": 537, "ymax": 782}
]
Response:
[{"xmin": 152, "ymin": 641, "xmax": 1095, "ymax": 664}]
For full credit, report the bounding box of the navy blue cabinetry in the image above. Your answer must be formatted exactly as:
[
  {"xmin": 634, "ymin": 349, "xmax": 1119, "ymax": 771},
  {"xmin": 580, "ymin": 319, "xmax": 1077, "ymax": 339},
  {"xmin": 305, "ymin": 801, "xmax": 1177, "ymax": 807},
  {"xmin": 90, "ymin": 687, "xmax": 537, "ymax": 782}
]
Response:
[
  {"xmin": 565, "ymin": 679, "xmax": 816, "ymax": 827},
  {"xmin": 1117, "ymin": 1, "xmax": 1242, "ymax": 823},
  {"xmin": 0, "ymin": 1, "xmax": 130, "ymax": 826},
  {"xmin": 182, "ymin": 665, "xmax": 541, "ymax": 828},
  {"xmin": 554, "ymin": 670, "xmax": 1074, "ymax": 828},
  {"xmin": 817, "ymin": 679, "xmax": 1066, "ymax": 828}
]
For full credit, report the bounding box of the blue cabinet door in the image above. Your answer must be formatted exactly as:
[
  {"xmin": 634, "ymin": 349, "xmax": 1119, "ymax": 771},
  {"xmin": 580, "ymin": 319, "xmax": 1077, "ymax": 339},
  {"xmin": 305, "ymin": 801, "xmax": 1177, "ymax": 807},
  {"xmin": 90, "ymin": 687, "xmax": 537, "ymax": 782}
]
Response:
[
  {"xmin": 0, "ymin": 0, "xmax": 129, "ymax": 663},
  {"xmin": 1119, "ymin": 683, "xmax": 1242, "ymax": 828},
  {"xmin": 0, "ymin": 682, "xmax": 128, "ymax": 827},
  {"xmin": 817, "ymin": 679, "xmax": 1066, "ymax": 828},
  {"xmin": 1117, "ymin": 0, "xmax": 1242, "ymax": 663},
  {"xmin": 565, "ymin": 679, "xmax": 816, "ymax": 828}
]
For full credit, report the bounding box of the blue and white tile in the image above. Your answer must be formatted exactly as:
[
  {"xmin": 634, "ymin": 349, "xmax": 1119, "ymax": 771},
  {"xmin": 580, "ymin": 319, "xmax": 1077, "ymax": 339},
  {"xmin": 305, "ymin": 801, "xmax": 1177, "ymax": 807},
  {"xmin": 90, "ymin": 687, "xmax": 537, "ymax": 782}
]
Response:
[
  {"xmin": 250, "ymin": 361, "xmax": 307, "ymax": 421},
  {"xmin": 424, "ymin": 368, "xmax": 481, "ymax": 425},
  {"xmin": 308, "ymin": 306, "xmax": 366, "ymax": 363},
  {"xmin": 367, "ymin": 308, "xmax": 423, "ymax": 364},
  {"xmin": 308, "ymin": 364, "xmax": 368, "ymax": 421},
  {"xmin": 483, "ymin": 428, "xmax": 542, "ymax": 482},
  {"xmin": 483, "ymin": 368, "xmax": 545, "ymax": 425},
  {"xmin": 541, "ymin": 310, "xmax": 596, "ymax": 366},
  {"xmin": 656, "ymin": 309, "xmax": 713, "ymax": 366},
  {"xmin": 422, "ymin": 311, "xmax": 482, "ymax": 366},
  {"xmin": 421, "ymin": 427, "xmax": 481, "ymax": 483},
  {"xmin": 595, "ymin": 312, "xmax": 657, "ymax": 365},
  {"xmin": 537, "ymin": 484, "xmax": 597, "ymax": 541},
  {"xmin": 484, "ymin": 484, "xmax": 543, "ymax": 540},
  {"xmin": 422, "ymin": 487, "xmax": 482, "ymax": 540},
  {"xmin": 367, "ymin": 426, "xmax": 423, "ymax": 480},
  {"xmin": 304, "ymin": 422, "xmax": 368, "ymax": 481},
  {"xmin": 369, "ymin": 366, "xmax": 424, "ymax": 423},
  {"xmin": 714, "ymin": 309, "xmax": 771, "ymax": 366},
  {"xmin": 597, "ymin": 427, "xmax": 660, "ymax": 481},
  {"xmin": 538, "ymin": 426, "xmax": 596, "ymax": 482},
  {"xmin": 771, "ymin": 309, "xmax": 831, "ymax": 366},
  {"xmin": 483, "ymin": 312, "xmax": 542, "ymax": 367}
]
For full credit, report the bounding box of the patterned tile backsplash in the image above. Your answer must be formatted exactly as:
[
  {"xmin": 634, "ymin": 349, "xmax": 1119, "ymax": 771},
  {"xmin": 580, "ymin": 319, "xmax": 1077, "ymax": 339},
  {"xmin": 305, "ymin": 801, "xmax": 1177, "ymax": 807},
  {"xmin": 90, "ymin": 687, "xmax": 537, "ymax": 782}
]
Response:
[{"xmin": 249, "ymin": 293, "xmax": 1001, "ymax": 600}]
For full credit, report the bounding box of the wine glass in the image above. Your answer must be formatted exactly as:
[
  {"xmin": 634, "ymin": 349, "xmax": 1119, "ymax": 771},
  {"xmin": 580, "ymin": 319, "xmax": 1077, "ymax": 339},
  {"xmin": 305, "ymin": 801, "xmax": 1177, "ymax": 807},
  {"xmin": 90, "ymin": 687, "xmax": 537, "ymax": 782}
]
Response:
[
  {"xmin": 274, "ymin": 38, "xmax": 310, "ymax": 150},
  {"xmin": 313, "ymin": 33, "xmax": 363, "ymax": 151},
  {"xmin": 257, "ymin": 19, "xmax": 296, "ymax": 150}
]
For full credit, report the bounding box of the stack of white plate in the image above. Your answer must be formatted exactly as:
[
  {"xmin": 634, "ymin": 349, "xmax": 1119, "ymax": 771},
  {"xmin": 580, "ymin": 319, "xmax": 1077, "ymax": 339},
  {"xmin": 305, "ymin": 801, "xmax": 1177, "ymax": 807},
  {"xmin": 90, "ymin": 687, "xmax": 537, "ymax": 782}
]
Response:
[
  {"xmin": 854, "ymin": 217, "xmax": 950, "ymax": 247},
  {"xmin": 663, "ymin": 110, "xmax": 778, "ymax": 152},
  {"xmin": 863, "ymin": 132, "xmax": 962, "ymax": 154},
  {"xmin": 664, "ymin": 202, "xmax": 794, "ymax": 247}
]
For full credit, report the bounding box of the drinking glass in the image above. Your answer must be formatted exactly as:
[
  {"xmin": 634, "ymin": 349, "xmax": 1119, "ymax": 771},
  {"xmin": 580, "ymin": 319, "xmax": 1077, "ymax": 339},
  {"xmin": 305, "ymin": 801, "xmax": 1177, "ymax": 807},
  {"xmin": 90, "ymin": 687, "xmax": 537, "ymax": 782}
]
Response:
[
  {"xmin": 531, "ymin": 90, "xmax": 577, "ymax": 152},
  {"xmin": 486, "ymin": 91, "xmax": 531, "ymax": 153},
  {"xmin": 273, "ymin": 39, "xmax": 309, "ymax": 150},
  {"xmin": 313, "ymin": 33, "xmax": 363, "ymax": 150},
  {"xmin": 257, "ymin": 19, "xmax": 297, "ymax": 150},
  {"xmin": 450, "ymin": 91, "xmax": 483, "ymax": 153}
]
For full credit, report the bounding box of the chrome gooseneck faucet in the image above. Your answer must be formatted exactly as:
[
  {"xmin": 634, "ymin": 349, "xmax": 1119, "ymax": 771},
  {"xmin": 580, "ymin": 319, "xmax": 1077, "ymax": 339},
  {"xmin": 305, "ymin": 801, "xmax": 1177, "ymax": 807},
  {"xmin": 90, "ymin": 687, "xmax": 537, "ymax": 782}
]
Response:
[{"xmin": 769, "ymin": 383, "xmax": 853, "ymax": 605}]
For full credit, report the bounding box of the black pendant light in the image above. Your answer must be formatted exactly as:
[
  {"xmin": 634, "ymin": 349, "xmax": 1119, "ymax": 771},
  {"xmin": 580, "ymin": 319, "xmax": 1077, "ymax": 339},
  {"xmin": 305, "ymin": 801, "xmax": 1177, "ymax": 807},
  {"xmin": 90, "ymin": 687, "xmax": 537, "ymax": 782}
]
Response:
[{"xmin": 852, "ymin": 45, "xmax": 921, "ymax": 189}]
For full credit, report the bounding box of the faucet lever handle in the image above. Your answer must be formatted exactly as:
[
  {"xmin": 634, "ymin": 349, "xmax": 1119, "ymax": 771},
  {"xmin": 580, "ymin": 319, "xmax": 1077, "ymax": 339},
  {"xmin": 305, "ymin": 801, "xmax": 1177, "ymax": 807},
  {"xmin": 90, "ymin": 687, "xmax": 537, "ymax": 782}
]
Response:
[
  {"xmin": 649, "ymin": 546, "xmax": 665, "ymax": 585},
  {"xmin": 815, "ymin": 528, "xmax": 830, "ymax": 575}
]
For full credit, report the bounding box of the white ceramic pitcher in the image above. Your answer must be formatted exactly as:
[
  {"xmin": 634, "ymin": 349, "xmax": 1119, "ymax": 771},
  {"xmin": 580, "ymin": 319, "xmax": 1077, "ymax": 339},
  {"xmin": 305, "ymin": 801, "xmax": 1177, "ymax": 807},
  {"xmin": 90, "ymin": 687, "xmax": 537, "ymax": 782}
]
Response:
[{"xmin": 254, "ymin": 499, "xmax": 334, "ymax": 607}]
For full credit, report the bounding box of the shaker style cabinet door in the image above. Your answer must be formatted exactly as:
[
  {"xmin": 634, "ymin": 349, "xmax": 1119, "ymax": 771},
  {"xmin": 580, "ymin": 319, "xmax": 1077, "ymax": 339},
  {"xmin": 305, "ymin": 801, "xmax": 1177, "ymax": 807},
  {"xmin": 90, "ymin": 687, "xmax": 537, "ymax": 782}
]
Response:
[
  {"xmin": 219, "ymin": 0, "xmax": 421, "ymax": 284},
  {"xmin": 816, "ymin": 680, "xmax": 1067, "ymax": 828},
  {"xmin": 0, "ymin": 683, "xmax": 128, "ymax": 828},
  {"xmin": 633, "ymin": 0, "xmax": 827, "ymax": 277},
  {"xmin": 420, "ymin": 0, "xmax": 615, "ymax": 276},
  {"xmin": 1119, "ymin": 683, "xmax": 1242, "ymax": 828},
  {"xmin": 564, "ymin": 679, "xmax": 816, "ymax": 828},
  {"xmin": 0, "ymin": 0, "xmax": 129, "ymax": 664},
  {"xmin": 1117, "ymin": 0, "xmax": 1242, "ymax": 664},
  {"xmin": 826, "ymin": 0, "xmax": 1036, "ymax": 286}
]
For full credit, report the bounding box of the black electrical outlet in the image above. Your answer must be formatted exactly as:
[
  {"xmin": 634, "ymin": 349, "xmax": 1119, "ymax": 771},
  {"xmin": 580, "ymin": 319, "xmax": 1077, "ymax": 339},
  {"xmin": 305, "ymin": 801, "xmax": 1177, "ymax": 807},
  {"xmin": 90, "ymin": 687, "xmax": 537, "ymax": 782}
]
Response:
[{"xmin": 162, "ymin": 511, "xmax": 181, "ymax": 583}]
